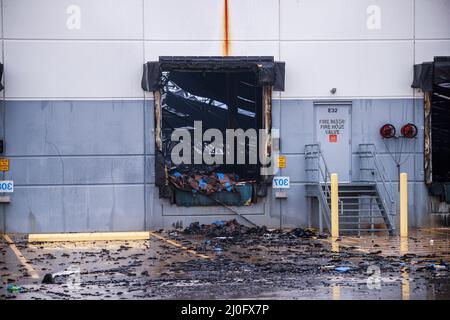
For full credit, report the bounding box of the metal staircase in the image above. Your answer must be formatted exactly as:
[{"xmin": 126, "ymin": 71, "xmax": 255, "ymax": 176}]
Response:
[{"xmin": 305, "ymin": 143, "xmax": 396, "ymax": 235}]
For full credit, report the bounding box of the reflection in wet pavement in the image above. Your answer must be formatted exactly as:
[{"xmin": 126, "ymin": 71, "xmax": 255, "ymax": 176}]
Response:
[{"xmin": 0, "ymin": 228, "xmax": 448, "ymax": 300}]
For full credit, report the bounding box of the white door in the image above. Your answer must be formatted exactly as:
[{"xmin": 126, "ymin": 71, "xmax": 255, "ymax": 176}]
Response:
[{"xmin": 315, "ymin": 103, "xmax": 352, "ymax": 182}]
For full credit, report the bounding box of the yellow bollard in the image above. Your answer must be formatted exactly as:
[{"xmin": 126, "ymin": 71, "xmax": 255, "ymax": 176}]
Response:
[
  {"xmin": 400, "ymin": 173, "xmax": 408, "ymax": 238},
  {"xmin": 400, "ymin": 237, "xmax": 409, "ymax": 255},
  {"xmin": 332, "ymin": 283, "xmax": 341, "ymax": 300},
  {"xmin": 401, "ymin": 270, "xmax": 410, "ymax": 300},
  {"xmin": 331, "ymin": 239, "xmax": 340, "ymax": 253},
  {"xmin": 331, "ymin": 173, "xmax": 339, "ymax": 238}
]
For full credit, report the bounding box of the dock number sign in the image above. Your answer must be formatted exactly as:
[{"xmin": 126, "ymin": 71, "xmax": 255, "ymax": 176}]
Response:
[
  {"xmin": 273, "ymin": 176, "xmax": 290, "ymax": 189},
  {"xmin": 0, "ymin": 181, "xmax": 14, "ymax": 192}
]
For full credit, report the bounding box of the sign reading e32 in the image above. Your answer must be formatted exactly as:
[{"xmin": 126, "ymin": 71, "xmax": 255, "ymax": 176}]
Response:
[{"xmin": 0, "ymin": 181, "xmax": 14, "ymax": 192}]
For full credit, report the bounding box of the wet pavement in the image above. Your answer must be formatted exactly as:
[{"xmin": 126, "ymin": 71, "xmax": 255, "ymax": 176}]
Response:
[{"xmin": 0, "ymin": 226, "xmax": 449, "ymax": 300}]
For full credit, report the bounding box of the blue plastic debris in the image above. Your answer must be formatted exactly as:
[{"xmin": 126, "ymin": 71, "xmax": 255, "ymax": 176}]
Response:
[
  {"xmin": 214, "ymin": 246, "xmax": 223, "ymax": 253},
  {"xmin": 431, "ymin": 264, "xmax": 446, "ymax": 271},
  {"xmin": 198, "ymin": 179, "xmax": 207, "ymax": 189},
  {"xmin": 7, "ymin": 284, "xmax": 23, "ymax": 294},
  {"xmin": 172, "ymin": 171, "xmax": 182, "ymax": 178},
  {"xmin": 335, "ymin": 266, "xmax": 351, "ymax": 273},
  {"xmin": 216, "ymin": 173, "xmax": 225, "ymax": 180},
  {"xmin": 212, "ymin": 220, "xmax": 225, "ymax": 226},
  {"xmin": 204, "ymin": 240, "xmax": 212, "ymax": 245}
]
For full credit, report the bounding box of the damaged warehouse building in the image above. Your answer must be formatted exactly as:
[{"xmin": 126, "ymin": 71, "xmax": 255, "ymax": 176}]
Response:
[{"xmin": 0, "ymin": 0, "xmax": 449, "ymax": 234}]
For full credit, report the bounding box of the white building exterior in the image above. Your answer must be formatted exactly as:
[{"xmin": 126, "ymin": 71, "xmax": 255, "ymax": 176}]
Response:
[{"xmin": 1, "ymin": 0, "xmax": 449, "ymax": 233}]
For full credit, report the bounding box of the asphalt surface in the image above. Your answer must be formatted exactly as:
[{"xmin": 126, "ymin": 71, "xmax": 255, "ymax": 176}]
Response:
[{"xmin": 0, "ymin": 226, "xmax": 449, "ymax": 300}]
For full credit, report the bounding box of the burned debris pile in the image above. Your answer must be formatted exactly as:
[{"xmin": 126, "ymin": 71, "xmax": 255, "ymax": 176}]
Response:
[
  {"xmin": 169, "ymin": 171, "xmax": 244, "ymax": 194},
  {"xmin": 167, "ymin": 169, "xmax": 255, "ymax": 207},
  {"xmin": 182, "ymin": 219, "xmax": 319, "ymax": 239},
  {"xmin": 183, "ymin": 219, "xmax": 267, "ymax": 237}
]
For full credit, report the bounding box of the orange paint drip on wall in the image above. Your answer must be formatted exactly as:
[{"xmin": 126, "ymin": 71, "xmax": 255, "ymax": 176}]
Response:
[{"xmin": 223, "ymin": 0, "xmax": 230, "ymax": 56}]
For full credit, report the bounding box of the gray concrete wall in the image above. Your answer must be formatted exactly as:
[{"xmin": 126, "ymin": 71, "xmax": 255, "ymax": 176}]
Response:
[{"xmin": 0, "ymin": 98, "xmax": 428, "ymax": 232}]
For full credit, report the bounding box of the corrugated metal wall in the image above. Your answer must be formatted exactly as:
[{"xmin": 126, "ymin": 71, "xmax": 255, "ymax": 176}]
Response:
[{"xmin": 0, "ymin": 0, "xmax": 449, "ymax": 232}]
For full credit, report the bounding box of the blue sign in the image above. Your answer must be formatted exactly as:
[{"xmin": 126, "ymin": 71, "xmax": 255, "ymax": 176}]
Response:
[
  {"xmin": 273, "ymin": 176, "xmax": 290, "ymax": 189},
  {"xmin": 0, "ymin": 181, "xmax": 14, "ymax": 192}
]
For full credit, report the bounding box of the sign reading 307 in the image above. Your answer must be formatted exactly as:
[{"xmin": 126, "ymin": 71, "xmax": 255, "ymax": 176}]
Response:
[
  {"xmin": 272, "ymin": 176, "xmax": 290, "ymax": 189},
  {"xmin": 0, "ymin": 181, "xmax": 14, "ymax": 192}
]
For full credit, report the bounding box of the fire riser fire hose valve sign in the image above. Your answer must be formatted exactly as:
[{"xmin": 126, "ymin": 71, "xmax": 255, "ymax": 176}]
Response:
[{"xmin": 0, "ymin": 181, "xmax": 14, "ymax": 192}]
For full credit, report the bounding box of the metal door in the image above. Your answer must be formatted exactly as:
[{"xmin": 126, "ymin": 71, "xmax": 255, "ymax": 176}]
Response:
[{"xmin": 314, "ymin": 103, "xmax": 352, "ymax": 182}]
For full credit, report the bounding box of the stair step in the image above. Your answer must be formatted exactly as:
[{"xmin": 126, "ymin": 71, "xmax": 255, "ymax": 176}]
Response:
[
  {"xmin": 322, "ymin": 188, "xmax": 377, "ymax": 192},
  {"xmin": 338, "ymin": 208, "xmax": 385, "ymax": 212},
  {"xmin": 322, "ymin": 189, "xmax": 377, "ymax": 193},
  {"xmin": 339, "ymin": 215, "xmax": 385, "ymax": 219},
  {"xmin": 339, "ymin": 221, "xmax": 386, "ymax": 224},
  {"xmin": 326, "ymin": 196, "xmax": 379, "ymax": 200},
  {"xmin": 338, "ymin": 184, "xmax": 377, "ymax": 187},
  {"xmin": 338, "ymin": 207, "xmax": 384, "ymax": 210},
  {"xmin": 340, "ymin": 228, "xmax": 393, "ymax": 232},
  {"xmin": 314, "ymin": 180, "xmax": 394, "ymax": 232}
]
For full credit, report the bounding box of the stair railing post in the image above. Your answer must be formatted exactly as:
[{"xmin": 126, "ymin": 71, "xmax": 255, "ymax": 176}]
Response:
[{"xmin": 331, "ymin": 173, "xmax": 339, "ymax": 238}]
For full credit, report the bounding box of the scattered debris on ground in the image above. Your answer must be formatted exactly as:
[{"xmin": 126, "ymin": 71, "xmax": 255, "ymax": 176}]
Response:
[{"xmin": 0, "ymin": 227, "xmax": 449, "ymax": 300}]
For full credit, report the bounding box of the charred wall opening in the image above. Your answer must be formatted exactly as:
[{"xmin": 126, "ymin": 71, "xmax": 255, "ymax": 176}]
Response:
[
  {"xmin": 161, "ymin": 70, "xmax": 263, "ymax": 180},
  {"xmin": 142, "ymin": 57, "xmax": 285, "ymax": 206},
  {"xmin": 412, "ymin": 56, "xmax": 450, "ymax": 203},
  {"xmin": 430, "ymin": 58, "xmax": 450, "ymax": 183}
]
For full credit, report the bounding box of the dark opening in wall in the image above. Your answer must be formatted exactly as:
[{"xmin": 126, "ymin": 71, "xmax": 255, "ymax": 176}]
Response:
[
  {"xmin": 0, "ymin": 63, "xmax": 3, "ymax": 91},
  {"xmin": 161, "ymin": 70, "xmax": 262, "ymax": 180},
  {"xmin": 431, "ymin": 58, "xmax": 450, "ymax": 183},
  {"xmin": 142, "ymin": 57, "xmax": 285, "ymax": 206},
  {"xmin": 413, "ymin": 56, "xmax": 450, "ymax": 203}
]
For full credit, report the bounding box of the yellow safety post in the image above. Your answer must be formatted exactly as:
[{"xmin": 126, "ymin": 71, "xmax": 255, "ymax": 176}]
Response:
[
  {"xmin": 400, "ymin": 237, "xmax": 409, "ymax": 255},
  {"xmin": 331, "ymin": 173, "xmax": 339, "ymax": 238},
  {"xmin": 401, "ymin": 270, "xmax": 410, "ymax": 300},
  {"xmin": 332, "ymin": 284, "xmax": 341, "ymax": 300},
  {"xmin": 400, "ymin": 173, "xmax": 408, "ymax": 238},
  {"xmin": 331, "ymin": 239, "xmax": 340, "ymax": 253}
]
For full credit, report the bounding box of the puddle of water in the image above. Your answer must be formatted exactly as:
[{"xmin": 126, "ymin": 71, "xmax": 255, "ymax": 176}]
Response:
[{"xmin": 1, "ymin": 229, "xmax": 449, "ymax": 300}]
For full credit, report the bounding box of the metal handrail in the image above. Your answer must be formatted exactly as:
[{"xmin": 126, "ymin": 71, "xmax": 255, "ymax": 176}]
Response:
[
  {"xmin": 358, "ymin": 144, "xmax": 396, "ymax": 219},
  {"xmin": 305, "ymin": 144, "xmax": 333, "ymax": 229}
]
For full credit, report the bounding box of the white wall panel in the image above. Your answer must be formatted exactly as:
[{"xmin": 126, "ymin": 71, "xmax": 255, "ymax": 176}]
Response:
[
  {"xmin": 4, "ymin": 40, "xmax": 143, "ymax": 98},
  {"xmin": 280, "ymin": 41, "xmax": 414, "ymax": 98},
  {"xmin": 227, "ymin": 41, "xmax": 279, "ymax": 59},
  {"xmin": 415, "ymin": 40, "xmax": 450, "ymax": 63},
  {"xmin": 3, "ymin": 0, "xmax": 143, "ymax": 39},
  {"xmin": 144, "ymin": 0, "xmax": 222, "ymax": 40},
  {"xmin": 145, "ymin": 41, "xmax": 222, "ymax": 61},
  {"xmin": 0, "ymin": 4, "xmax": 3, "ymax": 39},
  {"xmin": 144, "ymin": 0, "xmax": 278, "ymax": 41},
  {"xmin": 415, "ymin": 0, "xmax": 450, "ymax": 39},
  {"xmin": 227, "ymin": 0, "xmax": 279, "ymax": 40},
  {"xmin": 281, "ymin": 0, "xmax": 413, "ymax": 40}
]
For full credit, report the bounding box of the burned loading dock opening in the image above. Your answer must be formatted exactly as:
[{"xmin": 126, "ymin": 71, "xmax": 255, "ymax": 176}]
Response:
[
  {"xmin": 412, "ymin": 56, "xmax": 450, "ymax": 205},
  {"xmin": 142, "ymin": 57, "xmax": 285, "ymax": 207}
]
